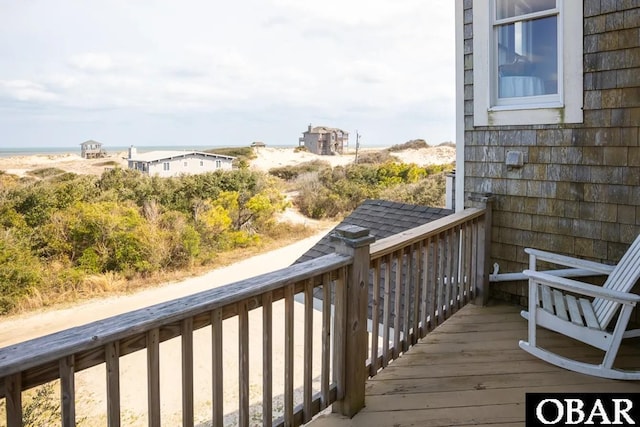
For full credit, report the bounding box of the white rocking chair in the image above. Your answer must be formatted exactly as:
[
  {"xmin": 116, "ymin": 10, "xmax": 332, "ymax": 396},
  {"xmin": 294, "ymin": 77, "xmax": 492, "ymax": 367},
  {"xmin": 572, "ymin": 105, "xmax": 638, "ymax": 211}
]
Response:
[{"xmin": 519, "ymin": 234, "xmax": 640, "ymax": 380}]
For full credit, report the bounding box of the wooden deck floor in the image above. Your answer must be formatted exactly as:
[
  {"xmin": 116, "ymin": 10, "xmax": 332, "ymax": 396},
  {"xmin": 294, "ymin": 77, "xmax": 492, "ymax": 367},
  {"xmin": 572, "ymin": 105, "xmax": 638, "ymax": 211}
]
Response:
[{"xmin": 309, "ymin": 303, "xmax": 640, "ymax": 427}]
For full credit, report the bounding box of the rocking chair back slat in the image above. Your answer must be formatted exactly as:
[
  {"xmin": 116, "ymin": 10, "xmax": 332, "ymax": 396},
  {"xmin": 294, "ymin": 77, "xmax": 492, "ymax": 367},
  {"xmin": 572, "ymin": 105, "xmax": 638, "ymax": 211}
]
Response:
[{"xmin": 593, "ymin": 234, "xmax": 640, "ymax": 328}]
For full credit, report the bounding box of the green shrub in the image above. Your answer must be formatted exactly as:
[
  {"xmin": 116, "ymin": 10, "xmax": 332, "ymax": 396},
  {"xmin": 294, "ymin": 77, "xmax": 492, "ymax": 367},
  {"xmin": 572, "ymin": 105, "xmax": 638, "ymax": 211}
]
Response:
[
  {"xmin": 380, "ymin": 173, "xmax": 447, "ymax": 207},
  {"xmin": 389, "ymin": 139, "xmax": 429, "ymax": 151},
  {"xmin": 356, "ymin": 150, "xmax": 393, "ymax": 164},
  {"xmin": 269, "ymin": 160, "xmax": 330, "ymax": 180},
  {"xmin": 207, "ymin": 146, "xmax": 256, "ymax": 168},
  {"xmin": 293, "ymin": 161, "xmax": 452, "ymax": 219},
  {"xmin": 22, "ymin": 383, "xmax": 62, "ymax": 426},
  {"xmin": 0, "ymin": 231, "xmax": 43, "ymax": 314},
  {"xmin": 27, "ymin": 167, "xmax": 67, "ymax": 178}
]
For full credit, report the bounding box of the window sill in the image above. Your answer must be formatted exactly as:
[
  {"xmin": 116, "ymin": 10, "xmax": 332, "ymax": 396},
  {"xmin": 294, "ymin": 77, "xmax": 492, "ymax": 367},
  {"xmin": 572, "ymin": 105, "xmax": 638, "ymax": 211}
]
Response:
[
  {"xmin": 481, "ymin": 104, "xmax": 580, "ymax": 126},
  {"xmin": 488, "ymin": 101, "xmax": 564, "ymax": 112}
]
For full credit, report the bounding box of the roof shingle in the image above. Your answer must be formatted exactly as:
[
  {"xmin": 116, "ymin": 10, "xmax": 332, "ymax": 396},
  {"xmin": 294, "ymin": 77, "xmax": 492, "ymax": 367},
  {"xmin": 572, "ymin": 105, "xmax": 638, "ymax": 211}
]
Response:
[{"xmin": 294, "ymin": 199, "xmax": 453, "ymax": 264}]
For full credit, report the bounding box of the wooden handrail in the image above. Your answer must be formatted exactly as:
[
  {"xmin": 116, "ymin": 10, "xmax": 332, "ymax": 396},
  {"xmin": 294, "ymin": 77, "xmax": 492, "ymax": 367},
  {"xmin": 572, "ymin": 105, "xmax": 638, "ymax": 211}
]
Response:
[
  {"xmin": 370, "ymin": 207, "xmax": 485, "ymax": 259},
  {"xmin": 0, "ymin": 253, "xmax": 351, "ymax": 381}
]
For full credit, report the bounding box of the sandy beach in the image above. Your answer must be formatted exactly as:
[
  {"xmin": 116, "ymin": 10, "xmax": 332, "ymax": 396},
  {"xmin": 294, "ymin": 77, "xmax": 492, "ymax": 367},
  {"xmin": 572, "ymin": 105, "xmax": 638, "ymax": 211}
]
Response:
[
  {"xmin": 0, "ymin": 145, "xmax": 455, "ymax": 178},
  {"xmin": 0, "ymin": 144, "xmax": 455, "ymax": 425}
]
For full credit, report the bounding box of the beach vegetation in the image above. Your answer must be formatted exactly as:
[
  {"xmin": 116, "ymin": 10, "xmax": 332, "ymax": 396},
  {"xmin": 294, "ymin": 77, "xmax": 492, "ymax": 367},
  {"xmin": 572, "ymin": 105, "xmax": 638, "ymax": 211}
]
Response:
[
  {"xmin": 388, "ymin": 138, "xmax": 430, "ymax": 151},
  {"xmin": 207, "ymin": 146, "xmax": 256, "ymax": 169},
  {"xmin": 268, "ymin": 160, "xmax": 330, "ymax": 181},
  {"xmin": 0, "ymin": 168, "xmax": 295, "ymax": 314},
  {"xmin": 293, "ymin": 161, "xmax": 454, "ymax": 219},
  {"xmin": 0, "ymin": 149, "xmax": 452, "ymax": 314}
]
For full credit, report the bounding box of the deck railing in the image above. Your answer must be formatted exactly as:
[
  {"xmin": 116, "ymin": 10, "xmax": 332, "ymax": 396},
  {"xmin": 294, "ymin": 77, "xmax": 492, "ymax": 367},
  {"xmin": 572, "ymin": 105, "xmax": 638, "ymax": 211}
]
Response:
[
  {"xmin": 0, "ymin": 207, "xmax": 489, "ymax": 426},
  {"xmin": 367, "ymin": 207, "xmax": 488, "ymax": 373}
]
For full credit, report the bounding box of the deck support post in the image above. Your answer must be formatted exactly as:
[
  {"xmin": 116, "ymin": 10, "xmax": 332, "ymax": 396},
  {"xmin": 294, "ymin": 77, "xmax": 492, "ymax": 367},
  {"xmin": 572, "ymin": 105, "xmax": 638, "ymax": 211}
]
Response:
[
  {"xmin": 332, "ymin": 225, "xmax": 375, "ymax": 418},
  {"xmin": 468, "ymin": 193, "xmax": 494, "ymax": 306}
]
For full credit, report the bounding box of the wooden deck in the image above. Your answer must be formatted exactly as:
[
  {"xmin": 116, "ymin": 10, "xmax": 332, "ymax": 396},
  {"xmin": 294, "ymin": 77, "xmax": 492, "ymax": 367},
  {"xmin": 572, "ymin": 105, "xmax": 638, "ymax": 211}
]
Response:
[{"xmin": 310, "ymin": 303, "xmax": 640, "ymax": 427}]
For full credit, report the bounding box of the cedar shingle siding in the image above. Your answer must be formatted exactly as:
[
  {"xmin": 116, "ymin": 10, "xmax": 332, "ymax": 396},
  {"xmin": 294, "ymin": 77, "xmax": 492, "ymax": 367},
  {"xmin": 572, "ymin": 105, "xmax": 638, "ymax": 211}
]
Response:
[{"xmin": 463, "ymin": 1, "xmax": 640, "ymax": 304}]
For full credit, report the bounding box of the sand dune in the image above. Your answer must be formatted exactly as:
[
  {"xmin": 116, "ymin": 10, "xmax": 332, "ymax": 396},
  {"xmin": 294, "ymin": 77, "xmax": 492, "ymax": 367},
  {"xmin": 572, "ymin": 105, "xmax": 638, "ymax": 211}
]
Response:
[{"xmin": 0, "ymin": 145, "xmax": 455, "ymax": 178}]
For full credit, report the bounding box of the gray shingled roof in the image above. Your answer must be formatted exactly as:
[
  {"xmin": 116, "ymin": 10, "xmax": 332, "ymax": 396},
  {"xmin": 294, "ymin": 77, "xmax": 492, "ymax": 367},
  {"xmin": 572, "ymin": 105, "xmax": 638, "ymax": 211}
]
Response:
[{"xmin": 295, "ymin": 199, "xmax": 453, "ymax": 264}]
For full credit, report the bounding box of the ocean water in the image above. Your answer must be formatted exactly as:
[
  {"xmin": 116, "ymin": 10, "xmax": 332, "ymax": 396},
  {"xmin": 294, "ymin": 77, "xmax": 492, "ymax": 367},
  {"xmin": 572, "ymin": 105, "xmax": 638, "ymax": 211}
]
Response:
[{"xmin": 0, "ymin": 144, "xmax": 296, "ymax": 158}]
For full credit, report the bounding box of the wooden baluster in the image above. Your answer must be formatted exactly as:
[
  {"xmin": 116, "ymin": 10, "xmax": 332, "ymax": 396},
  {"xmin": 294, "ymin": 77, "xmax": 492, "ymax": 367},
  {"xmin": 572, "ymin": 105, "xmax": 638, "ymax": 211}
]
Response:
[
  {"xmin": 147, "ymin": 329, "xmax": 160, "ymax": 427},
  {"xmin": 5, "ymin": 373, "xmax": 22, "ymax": 427},
  {"xmin": 393, "ymin": 251, "xmax": 402, "ymax": 359},
  {"xmin": 412, "ymin": 242, "xmax": 421, "ymax": 345},
  {"xmin": 453, "ymin": 225, "xmax": 461, "ymax": 310},
  {"xmin": 464, "ymin": 221, "xmax": 473, "ymax": 302},
  {"xmin": 419, "ymin": 239, "xmax": 429, "ymax": 337},
  {"xmin": 370, "ymin": 258, "xmax": 381, "ymax": 376},
  {"xmin": 303, "ymin": 279, "xmax": 314, "ymax": 423},
  {"xmin": 106, "ymin": 341, "xmax": 121, "ymax": 427},
  {"xmin": 382, "ymin": 254, "xmax": 391, "ymax": 367},
  {"xmin": 450, "ymin": 227, "xmax": 458, "ymax": 314},
  {"xmin": 444, "ymin": 229, "xmax": 453, "ymax": 320},
  {"xmin": 211, "ymin": 309, "xmax": 223, "ymax": 426},
  {"xmin": 321, "ymin": 274, "xmax": 331, "ymax": 409},
  {"xmin": 182, "ymin": 318, "xmax": 194, "ymax": 427},
  {"xmin": 60, "ymin": 355, "xmax": 76, "ymax": 427},
  {"xmin": 427, "ymin": 237, "xmax": 437, "ymax": 331},
  {"xmin": 333, "ymin": 267, "xmax": 347, "ymax": 401},
  {"xmin": 471, "ymin": 219, "xmax": 479, "ymax": 301},
  {"xmin": 263, "ymin": 291, "xmax": 273, "ymax": 427},
  {"xmin": 284, "ymin": 284, "xmax": 295, "ymax": 426},
  {"xmin": 238, "ymin": 301, "xmax": 249, "ymax": 427},
  {"xmin": 402, "ymin": 248, "xmax": 411, "ymax": 352}
]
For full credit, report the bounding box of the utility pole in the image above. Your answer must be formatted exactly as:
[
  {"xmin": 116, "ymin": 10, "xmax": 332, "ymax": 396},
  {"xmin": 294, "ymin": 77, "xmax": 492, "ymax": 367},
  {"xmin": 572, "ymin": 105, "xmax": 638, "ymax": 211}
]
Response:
[{"xmin": 354, "ymin": 131, "xmax": 360, "ymax": 164}]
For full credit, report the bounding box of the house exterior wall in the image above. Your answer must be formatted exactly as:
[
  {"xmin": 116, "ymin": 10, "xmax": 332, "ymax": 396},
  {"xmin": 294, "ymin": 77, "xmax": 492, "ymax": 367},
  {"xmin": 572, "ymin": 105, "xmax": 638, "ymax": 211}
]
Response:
[
  {"xmin": 300, "ymin": 127, "xmax": 347, "ymax": 155},
  {"xmin": 129, "ymin": 154, "xmax": 233, "ymax": 178},
  {"xmin": 462, "ymin": 0, "xmax": 640, "ymax": 305},
  {"xmin": 80, "ymin": 141, "xmax": 105, "ymax": 159},
  {"xmin": 301, "ymin": 133, "xmax": 322, "ymax": 154}
]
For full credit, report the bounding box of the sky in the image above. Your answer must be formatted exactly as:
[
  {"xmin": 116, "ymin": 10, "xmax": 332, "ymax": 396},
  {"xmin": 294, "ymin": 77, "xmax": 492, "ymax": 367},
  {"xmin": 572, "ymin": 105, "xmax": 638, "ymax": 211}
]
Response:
[{"xmin": 0, "ymin": 1, "xmax": 455, "ymax": 149}]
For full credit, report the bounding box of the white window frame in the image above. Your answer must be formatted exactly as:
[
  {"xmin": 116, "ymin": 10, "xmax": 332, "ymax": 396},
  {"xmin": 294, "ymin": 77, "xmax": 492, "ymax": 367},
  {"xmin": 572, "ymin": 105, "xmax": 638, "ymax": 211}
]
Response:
[
  {"xmin": 472, "ymin": 0, "xmax": 582, "ymax": 126},
  {"xmin": 163, "ymin": 162, "xmax": 170, "ymax": 171}
]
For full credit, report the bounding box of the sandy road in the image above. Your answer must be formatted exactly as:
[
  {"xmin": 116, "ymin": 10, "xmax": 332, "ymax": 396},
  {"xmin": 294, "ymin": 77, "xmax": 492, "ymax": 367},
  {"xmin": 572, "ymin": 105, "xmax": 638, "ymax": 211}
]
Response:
[{"xmin": 0, "ymin": 227, "xmax": 334, "ymax": 347}]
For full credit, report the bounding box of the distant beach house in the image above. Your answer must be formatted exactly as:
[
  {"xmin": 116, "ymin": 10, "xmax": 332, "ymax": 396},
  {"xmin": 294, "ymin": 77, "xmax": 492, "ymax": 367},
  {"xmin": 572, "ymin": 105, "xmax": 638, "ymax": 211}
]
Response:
[
  {"xmin": 298, "ymin": 124, "xmax": 348, "ymax": 155},
  {"xmin": 251, "ymin": 141, "xmax": 266, "ymax": 148},
  {"xmin": 126, "ymin": 146, "xmax": 234, "ymax": 177},
  {"xmin": 80, "ymin": 140, "xmax": 107, "ymax": 159}
]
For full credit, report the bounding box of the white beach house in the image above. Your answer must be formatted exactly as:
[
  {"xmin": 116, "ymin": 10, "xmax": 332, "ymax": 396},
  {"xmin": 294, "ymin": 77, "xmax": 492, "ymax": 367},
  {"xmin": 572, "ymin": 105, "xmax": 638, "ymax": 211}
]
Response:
[{"xmin": 127, "ymin": 146, "xmax": 234, "ymax": 177}]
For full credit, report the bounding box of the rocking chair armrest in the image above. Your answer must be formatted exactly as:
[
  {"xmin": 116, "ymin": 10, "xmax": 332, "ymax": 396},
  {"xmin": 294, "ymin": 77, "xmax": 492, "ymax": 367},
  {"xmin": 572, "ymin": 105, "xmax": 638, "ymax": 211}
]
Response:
[
  {"xmin": 524, "ymin": 269, "xmax": 640, "ymax": 305},
  {"xmin": 525, "ymin": 248, "xmax": 616, "ymax": 275}
]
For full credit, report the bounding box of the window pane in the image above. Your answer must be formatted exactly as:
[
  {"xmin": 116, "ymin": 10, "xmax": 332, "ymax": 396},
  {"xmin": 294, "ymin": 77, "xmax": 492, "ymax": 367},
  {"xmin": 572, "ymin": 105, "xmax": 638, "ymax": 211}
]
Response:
[
  {"xmin": 497, "ymin": 15, "xmax": 557, "ymax": 98},
  {"xmin": 496, "ymin": 0, "xmax": 556, "ymax": 20}
]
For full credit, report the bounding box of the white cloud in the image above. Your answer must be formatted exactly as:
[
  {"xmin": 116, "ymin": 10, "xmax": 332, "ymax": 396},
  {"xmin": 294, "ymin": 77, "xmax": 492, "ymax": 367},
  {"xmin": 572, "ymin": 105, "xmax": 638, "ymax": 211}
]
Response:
[
  {"xmin": 0, "ymin": 0, "xmax": 456, "ymax": 147},
  {"xmin": 0, "ymin": 80, "xmax": 58, "ymax": 102},
  {"xmin": 69, "ymin": 53, "xmax": 115, "ymax": 72}
]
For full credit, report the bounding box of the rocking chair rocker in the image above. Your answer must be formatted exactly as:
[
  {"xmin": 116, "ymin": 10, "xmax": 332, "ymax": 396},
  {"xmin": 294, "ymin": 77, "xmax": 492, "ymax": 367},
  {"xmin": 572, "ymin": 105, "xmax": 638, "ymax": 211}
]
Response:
[{"xmin": 519, "ymin": 234, "xmax": 640, "ymax": 380}]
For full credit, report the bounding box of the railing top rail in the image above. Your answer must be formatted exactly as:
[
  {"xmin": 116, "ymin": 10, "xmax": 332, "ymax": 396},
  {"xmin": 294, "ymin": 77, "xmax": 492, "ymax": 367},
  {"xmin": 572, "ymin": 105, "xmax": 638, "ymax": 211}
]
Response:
[
  {"xmin": 0, "ymin": 252, "xmax": 351, "ymax": 378},
  {"xmin": 370, "ymin": 207, "xmax": 485, "ymax": 260}
]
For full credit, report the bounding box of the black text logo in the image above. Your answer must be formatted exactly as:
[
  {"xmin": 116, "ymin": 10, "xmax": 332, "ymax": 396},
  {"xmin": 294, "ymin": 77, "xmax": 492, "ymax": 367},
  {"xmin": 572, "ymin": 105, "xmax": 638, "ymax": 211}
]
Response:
[{"xmin": 526, "ymin": 393, "xmax": 640, "ymax": 426}]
